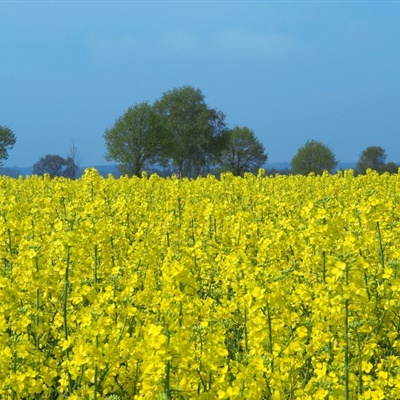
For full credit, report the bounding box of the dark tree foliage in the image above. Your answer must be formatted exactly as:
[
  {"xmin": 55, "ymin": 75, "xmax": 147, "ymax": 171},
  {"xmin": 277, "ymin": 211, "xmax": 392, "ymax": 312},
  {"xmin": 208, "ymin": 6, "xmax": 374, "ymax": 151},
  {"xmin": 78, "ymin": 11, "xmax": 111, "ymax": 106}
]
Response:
[
  {"xmin": 291, "ymin": 140, "xmax": 338, "ymax": 175},
  {"xmin": 356, "ymin": 146, "xmax": 397, "ymax": 174},
  {"xmin": 33, "ymin": 154, "xmax": 78, "ymax": 178},
  {"xmin": 384, "ymin": 161, "xmax": 398, "ymax": 174},
  {"xmin": 66, "ymin": 140, "xmax": 81, "ymax": 179},
  {"xmin": 154, "ymin": 86, "xmax": 228, "ymax": 178},
  {"xmin": 64, "ymin": 156, "xmax": 80, "ymax": 179},
  {"xmin": 219, "ymin": 126, "xmax": 268, "ymax": 176},
  {"xmin": 104, "ymin": 102, "xmax": 162, "ymax": 177},
  {"xmin": 0, "ymin": 125, "xmax": 16, "ymax": 167}
]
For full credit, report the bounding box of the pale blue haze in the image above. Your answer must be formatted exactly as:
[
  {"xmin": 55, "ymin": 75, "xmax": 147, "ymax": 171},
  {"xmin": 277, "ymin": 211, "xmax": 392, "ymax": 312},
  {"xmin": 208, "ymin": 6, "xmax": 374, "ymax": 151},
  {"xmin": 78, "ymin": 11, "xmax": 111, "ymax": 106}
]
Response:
[{"xmin": 1, "ymin": 1, "xmax": 399, "ymax": 168}]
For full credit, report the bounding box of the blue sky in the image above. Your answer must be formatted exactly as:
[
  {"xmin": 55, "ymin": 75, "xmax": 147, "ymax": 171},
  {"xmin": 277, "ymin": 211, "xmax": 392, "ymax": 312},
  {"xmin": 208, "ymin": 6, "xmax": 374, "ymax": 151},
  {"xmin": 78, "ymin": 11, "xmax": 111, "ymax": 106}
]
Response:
[{"xmin": 1, "ymin": 1, "xmax": 400, "ymax": 168}]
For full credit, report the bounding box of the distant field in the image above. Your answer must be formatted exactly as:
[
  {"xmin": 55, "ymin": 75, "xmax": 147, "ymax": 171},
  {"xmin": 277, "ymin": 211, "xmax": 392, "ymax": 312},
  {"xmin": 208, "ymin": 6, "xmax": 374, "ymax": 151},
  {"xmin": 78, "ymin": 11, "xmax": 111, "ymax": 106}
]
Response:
[{"xmin": 0, "ymin": 169, "xmax": 399, "ymax": 399}]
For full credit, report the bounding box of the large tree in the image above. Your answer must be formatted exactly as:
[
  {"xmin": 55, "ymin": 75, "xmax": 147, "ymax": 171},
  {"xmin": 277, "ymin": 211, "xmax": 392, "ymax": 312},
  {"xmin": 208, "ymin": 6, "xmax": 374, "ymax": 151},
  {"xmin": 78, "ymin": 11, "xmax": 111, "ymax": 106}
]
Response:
[
  {"xmin": 219, "ymin": 126, "xmax": 268, "ymax": 176},
  {"xmin": 291, "ymin": 139, "xmax": 338, "ymax": 175},
  {"xmin": 33, "ymin": 154, "xmax": 69, "ymax": 178},
  {"xmin": 104, "ymin": 102, "xmax": 162, "ymax": 177},
  {"xmin": 154, "ymin": 86, "xmax": 228, "ymax": 178},
  {"xmin": 356, "ymin": 146, "xmax": 392, "ymax": 174},
  {"xmin": 0, "ymin": 125, "xmax": 16, "ymax": 167}
]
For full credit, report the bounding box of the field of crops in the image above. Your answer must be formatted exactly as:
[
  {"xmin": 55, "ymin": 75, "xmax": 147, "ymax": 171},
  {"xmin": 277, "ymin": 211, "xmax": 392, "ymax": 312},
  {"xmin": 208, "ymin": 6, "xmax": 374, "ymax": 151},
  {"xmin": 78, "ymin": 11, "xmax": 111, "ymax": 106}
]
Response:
[{"xmin": 1, "ymin": 168, "xmax": 400, "ymax": 399}]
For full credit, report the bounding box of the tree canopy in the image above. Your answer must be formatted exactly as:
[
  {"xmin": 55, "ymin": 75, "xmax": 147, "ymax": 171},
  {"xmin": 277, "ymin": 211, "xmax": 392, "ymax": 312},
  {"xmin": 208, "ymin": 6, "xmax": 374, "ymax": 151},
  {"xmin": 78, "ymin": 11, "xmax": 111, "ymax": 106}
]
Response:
[
  {"xmin": 291, "ymin": 140, "xmax": 338, "ymax": 175},
  {"xmin": 33, "ymin": 154, "xmax": 79, "ymax": 178},
  {"xmin": 0, "ymin": 125, "xmax": 16, "ymax": 167},
  {"xmin": 356, "ymin": 146, "xmax": 397, "ymax": 174},
  {"xmin": 102, "ymin": 86, "xmax": 273, "ymax": 178},
  {"xmin": 66, "ymin": 140, "xmax": 81, "ymax": 179},
  {"xmin": 384, "ymin": 161, "xmax": 399, "ymax": 174},
  {"xmin": 154, "ymin": 86, "xmax": 228, "ymax": 178},
  {"xmin": 104, "ymin": 102, "xmax": 162, "ymax": 177},
  {"xmin": 219, "ymin": 126, "xmax": 268, "ymax": 176}
]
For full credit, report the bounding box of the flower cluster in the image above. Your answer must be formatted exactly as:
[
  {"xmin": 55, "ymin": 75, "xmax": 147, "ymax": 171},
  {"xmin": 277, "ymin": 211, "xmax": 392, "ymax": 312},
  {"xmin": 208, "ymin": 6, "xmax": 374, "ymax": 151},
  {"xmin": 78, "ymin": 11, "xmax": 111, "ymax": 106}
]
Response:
[{"xmin": 1, "ymin": 168, "xmax": 400, "ymax": 399}]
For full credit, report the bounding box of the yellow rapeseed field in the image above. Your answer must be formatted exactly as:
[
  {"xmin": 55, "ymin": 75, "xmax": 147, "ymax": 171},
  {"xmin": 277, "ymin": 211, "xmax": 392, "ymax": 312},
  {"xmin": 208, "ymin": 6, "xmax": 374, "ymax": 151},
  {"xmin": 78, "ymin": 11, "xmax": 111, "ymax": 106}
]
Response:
[{"xmin": 1, "ymin": 168, "xmax": 400, "ymax": 399}]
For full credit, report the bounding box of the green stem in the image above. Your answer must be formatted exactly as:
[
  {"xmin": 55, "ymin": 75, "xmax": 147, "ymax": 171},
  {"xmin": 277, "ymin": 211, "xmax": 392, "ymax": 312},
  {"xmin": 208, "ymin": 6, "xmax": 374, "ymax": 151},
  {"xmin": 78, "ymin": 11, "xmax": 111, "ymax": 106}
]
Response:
[
  {"xmin": 244, "ymin": 308, "xmax": 249, "ymax": 355},
  {"xmin": 35, "ymin": 287, "xmax": 40, "ymax": 349},
  {"xmin": 375, "ymin": 222, "xmax": 390, "ymax": 334},
  {"xmin": 191, "ymin": 218, "xmax": 195, "ymax": 245},
  {"xmin": 377, "ymin": 222, "xmax": 385, "ymax": 269},
  {"xmin": 165, "ymin": 359, "xmax": 171, "ymax": 398},
  {"xmin": 356, "ymin": 330, "xmax": 363, "ymax": 394},
  {"xmin": 344, "ymin": 263, "xmax": 349, "ymax": 400},
  {"xmin": 178, "ymin": 302, "xmax": 183, "ymax": 328},
  {"xmin": 197, "ymin": 368, "xmax": 207, "ymax": 393},
  {"xmin": 7, "ymin": 228, "xmax": 13, "ymax": 274},
  {"xmin": 132, "ymin": 360, "xmax": 140, "ymax": 397},
  {"xmin": 236, "ymin": 223, "xmax": 242, "ymax": 246},
  {"xmin": 110, "ymin": 237, "xmax": 115, "ymax": 269},
  {"xmin": 94, "ymin": 244, "xmax": 99, "ymax": 285},
  {"xmin": 177, "ymin": 196, "xmax": 182, "ymax": 228},
  {"xmin": 265, "ymin": 301, "xmax": 274, "ymax": 373},
  {"xmin": 35, "ymin": 256, "xmax": 40, "ymax": 350},
  {"xmin": 63, "ymin": 246, "xmax": 73, "ymax": 395},
  {"xmin": 164, "ymin": 323, "xmax": 171, "ymax": 399},
  {"xmin": 94, "ymin": 335, "xmax": 99, "ymax": 400},
  {"xmin": 363, "ymin": 272, "xmax": 371, "ymax": 301},
  {"xmin": 116, "ymin": 314, "xmax": 128, "ymax": 346}
]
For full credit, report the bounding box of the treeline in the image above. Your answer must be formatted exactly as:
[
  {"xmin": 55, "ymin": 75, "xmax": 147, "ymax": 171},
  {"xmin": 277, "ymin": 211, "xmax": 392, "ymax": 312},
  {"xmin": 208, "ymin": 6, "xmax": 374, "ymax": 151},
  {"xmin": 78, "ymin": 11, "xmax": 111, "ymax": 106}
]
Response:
[
  {"xmin": 103, "ymin": 86, "xmax": 398, "ymax": 177},
  {"xmin": 104, "ymin": 86, "xmax": 267, "ymax": 178},
  {"xmin": 1, "ymin": 85, "xmax": 398, "ymax": 178},
  {"xmin": 289, "ymin": 140, "xmax": 398, "ymax": 176}
]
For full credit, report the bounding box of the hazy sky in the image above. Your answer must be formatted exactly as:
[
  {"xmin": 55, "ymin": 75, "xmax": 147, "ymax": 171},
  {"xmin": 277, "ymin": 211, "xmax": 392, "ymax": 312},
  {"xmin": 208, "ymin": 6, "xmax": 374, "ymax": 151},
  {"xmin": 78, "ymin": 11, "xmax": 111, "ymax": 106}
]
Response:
[{"xmin": 1, "ymin": 0, "xmax": 400, "ymax": 168}]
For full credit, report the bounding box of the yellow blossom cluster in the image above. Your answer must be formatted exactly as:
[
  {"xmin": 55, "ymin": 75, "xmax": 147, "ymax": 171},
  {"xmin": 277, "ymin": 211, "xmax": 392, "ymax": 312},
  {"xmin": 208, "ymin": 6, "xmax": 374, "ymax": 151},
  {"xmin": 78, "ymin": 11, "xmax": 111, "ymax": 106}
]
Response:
[{"xmin": 1, "ymin": 168, "xmax": 400, "ymax": 399}]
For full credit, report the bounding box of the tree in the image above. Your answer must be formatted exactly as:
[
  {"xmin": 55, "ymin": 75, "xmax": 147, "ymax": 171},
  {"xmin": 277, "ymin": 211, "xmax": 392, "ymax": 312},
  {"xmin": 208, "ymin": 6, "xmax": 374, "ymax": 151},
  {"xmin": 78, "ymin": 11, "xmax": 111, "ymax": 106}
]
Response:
[
  {"xmin": 154, "ymin": 86, "xmax": 228, "ymax": 178},
  {"xmin": 291, "ymin": 140, "xmax": 338, "ymax": 175},
  {"xmin": 104, "ymin": 102, "xmax": 162, "ymax": 177},
  {"xmin": 356, "ymin": 146, "xmax": 388, "ymax": 174},
  {"xmin": 384, "ymin": 161, "xmax": 398, "ymax": 174},
  {"xmin": 219, "ymin": 126, "xmax": 268, "ymax": 176},
  {"xmin": 33, "ymin": 154, "xmax": 68, "ymax": 178},
  {"xmin": 64, "ymin": 139, "xmax": 80, "ymax": 179},
  {"xmin": 0, "ymin": 125, "xmax": 16, "ymax": 167}
]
